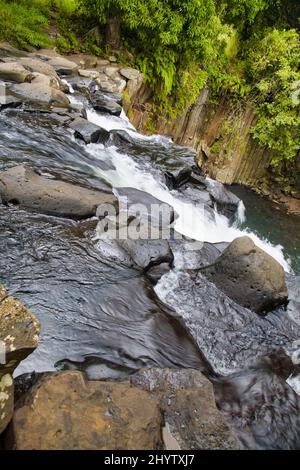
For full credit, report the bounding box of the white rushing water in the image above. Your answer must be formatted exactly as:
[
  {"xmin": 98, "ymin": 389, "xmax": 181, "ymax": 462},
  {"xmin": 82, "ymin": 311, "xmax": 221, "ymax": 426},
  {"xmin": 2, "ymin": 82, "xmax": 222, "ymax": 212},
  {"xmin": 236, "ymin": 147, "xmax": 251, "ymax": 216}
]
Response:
[{"xmin": 69, "ymin": 95, "xmax": 291, "ymax": 271}]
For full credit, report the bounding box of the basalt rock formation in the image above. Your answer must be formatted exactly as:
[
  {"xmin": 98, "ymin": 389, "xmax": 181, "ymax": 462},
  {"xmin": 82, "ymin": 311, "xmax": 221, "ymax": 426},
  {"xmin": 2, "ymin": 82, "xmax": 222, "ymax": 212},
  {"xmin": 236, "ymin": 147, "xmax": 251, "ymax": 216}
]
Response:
[{"xmin": 201, "ymin": 236, "xmax": 288, "ymax": 314}]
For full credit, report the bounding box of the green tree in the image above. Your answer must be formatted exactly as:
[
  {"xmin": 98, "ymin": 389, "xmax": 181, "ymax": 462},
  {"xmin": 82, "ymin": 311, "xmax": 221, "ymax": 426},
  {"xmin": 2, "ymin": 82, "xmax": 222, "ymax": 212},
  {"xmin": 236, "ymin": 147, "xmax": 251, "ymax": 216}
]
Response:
[
  {"xmin": 79, "ymin": 0, "xmax": 228, "ymax": 114},
  {"xmin": 247, "ymin": 29, "xmax": 300, "ymax": 164}
]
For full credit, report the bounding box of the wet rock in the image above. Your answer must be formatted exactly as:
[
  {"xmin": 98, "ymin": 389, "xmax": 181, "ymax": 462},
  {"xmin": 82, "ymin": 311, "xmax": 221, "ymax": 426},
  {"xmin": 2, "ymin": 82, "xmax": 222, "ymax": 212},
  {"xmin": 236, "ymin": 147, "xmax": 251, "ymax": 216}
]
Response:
[
  {"xmin": 155, "ymin": 268, "xmax": 299, "ymax": 375},
  {"xmin": 146, "ymin": 263, "xmax": 172, "ymax": 284},
  {"xmin": 165, "ymin": 167, "xmax": 192, "ymax": 189},
  {"xmin": 286, "ymin": 274, "xmax": 300, "ymax": 325},
  {"xmin": 118, "ymin": 238, "xmax": 174, "ymax": 271},
  {"xmin": 0, "ymin": 62, "xmax": 33, "ymax": 83},
  {"xmin": 0, "ymin": 95, "xmax": 22, "ymax": 111},
  {"xmin": 47, "ymin": 57, "xmax": 78, "ymax": 76},
  {"xmin": 201, "ymin": 236, "xmax": 288, "ymax": 314},
  {"xmin": 95, "ymin": 238, "xmax": 135, "ymax": 268},
  {"xmin": 116, "ymin": 187, "xmax": 175, "ymax": 229},
  {"xmin": 205, "ymin": 179, "xmax": 240, "ymax": 217},
  {"xmin": 90, "ymin": 91, "xmax": 122, "ymax": 116},
  {"xmin": 14, "ymin": 372, "xmax": 41, "ymax": 403},
  {"xmin": 131, "ymin": 368, "xmax": 239, "ymax": 450},
  {"xmin": 170, "ymin": 240, "xmax": 227, "ymax": 270},
  {"xmin": 66, "ymin": 77, "xmax": 94, "ymax": 95},
  {"xmin": 7, "ymin": 371, "xmax": 162, "ymax": 450},
  {"xmin": 179, "ymin": 185, "xmax": 212, "ymax": 206},
  {"xmin": 70, "ymin": 117, "xmax": 108, "ymax": 144},
  {"xmin": 100, "ymin": 91, "xmax": 123, "ymax": 105},
  {"xmin": 0, "ymin": 165, "xmax": 118, "ymax": 220},
  {"xmin": 190, "ymin": 171, "xmax": 207, "ymax": 187},
  {"xmin": 214, "ymin": 349, "xmax": 300, "ymax": 450},
  {"xmin": 0, "ymin": 285, "xmax": 40, "ymax": 434}
]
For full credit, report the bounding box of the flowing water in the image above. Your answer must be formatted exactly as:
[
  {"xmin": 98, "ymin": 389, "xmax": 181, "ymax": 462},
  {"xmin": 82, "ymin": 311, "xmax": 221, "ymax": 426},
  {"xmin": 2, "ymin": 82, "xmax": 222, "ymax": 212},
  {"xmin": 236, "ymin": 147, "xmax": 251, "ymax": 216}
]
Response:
[
  {"xmin": 0, "ymin": 90, "xmax": 300, "ymax": 449},
  {"xmin": 231, "ymin": 184, "xmax": 300, "ymax": 275}
]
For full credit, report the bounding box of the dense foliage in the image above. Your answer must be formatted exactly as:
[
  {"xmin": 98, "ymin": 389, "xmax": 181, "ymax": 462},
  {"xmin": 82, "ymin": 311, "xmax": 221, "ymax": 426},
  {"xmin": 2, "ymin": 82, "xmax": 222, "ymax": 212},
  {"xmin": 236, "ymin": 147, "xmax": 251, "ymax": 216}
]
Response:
[
  {"xmin": 79, "ymin": 0, "xmax": 230, "ymax": 116},
  {"xmin": 0, "ymin": 0, "xmax": 299, "ymax": 165},
  {"xmin": 0, "ymin": 0, "xmax": 52, "ymax": 49},
  {"xmin": 247, "ymin": 29, "xmax": 300, "ymax": 164}
]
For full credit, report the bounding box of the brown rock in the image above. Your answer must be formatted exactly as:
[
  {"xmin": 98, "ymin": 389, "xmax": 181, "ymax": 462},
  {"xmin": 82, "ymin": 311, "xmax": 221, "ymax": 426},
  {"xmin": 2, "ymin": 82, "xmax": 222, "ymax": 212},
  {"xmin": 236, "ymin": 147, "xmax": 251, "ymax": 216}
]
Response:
[
  {"xmin": 0, "ymin": 374, "xmax": 14, "ymax": 435},
  {"xmin": 0, "ymin": 286, "xmax": 40, "ymax": 434},
  {"xmin": 131, "ymin": 368, "xmax": 239, "ymax": 450},
  {"xmin": 7, "ymin": 371, "xmax": 162, "ymax": 450},
  {"xmin": 0, "ymin": 165, "xmax": 118, "ymax": 219},
  {"xmin": 201, "ymin": 236, "xmax": 288, "ymax": 314},
  {"xmin": 0, "ymin": 62, "xmax": 33, "ymax": 83}
]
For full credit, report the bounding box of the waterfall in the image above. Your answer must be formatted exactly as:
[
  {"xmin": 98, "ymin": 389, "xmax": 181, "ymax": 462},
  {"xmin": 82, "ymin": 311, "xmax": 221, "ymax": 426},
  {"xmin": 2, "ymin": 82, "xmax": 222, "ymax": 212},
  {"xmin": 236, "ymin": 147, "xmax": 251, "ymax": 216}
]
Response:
[{"xmin": 75, "ymin": 104, "xmax": 291, "ymax": 272}]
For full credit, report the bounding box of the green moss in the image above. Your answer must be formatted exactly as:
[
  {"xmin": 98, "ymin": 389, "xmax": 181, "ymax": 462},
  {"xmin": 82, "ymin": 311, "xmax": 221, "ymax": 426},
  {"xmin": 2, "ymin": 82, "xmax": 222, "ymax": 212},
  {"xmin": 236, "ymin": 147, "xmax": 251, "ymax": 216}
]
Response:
[{"xmin": 210, "ymin": 141, "xmax": 222, "ymax": 155}]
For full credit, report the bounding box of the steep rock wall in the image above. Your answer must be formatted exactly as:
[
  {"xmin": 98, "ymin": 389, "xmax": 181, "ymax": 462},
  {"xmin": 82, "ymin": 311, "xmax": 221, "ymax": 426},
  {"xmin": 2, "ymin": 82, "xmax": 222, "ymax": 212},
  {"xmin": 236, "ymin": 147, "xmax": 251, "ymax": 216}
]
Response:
[{"xmin": 127, "ymin": 84, "xmax": 300, "ymax": 211}]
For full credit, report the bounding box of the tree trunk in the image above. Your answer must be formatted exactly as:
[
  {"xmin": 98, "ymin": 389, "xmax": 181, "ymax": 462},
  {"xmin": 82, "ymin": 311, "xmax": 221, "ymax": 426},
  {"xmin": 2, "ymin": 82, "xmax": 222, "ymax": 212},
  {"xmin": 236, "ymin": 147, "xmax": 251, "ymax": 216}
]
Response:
[{"xmin": 105, "ymin": 16, "xmax": 121, "ymax": 50}]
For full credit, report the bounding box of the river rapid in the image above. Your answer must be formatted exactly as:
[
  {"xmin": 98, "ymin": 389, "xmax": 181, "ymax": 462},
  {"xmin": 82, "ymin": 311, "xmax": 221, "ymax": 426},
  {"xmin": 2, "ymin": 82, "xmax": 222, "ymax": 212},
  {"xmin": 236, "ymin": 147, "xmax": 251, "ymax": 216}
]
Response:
[{"xmin": 0, "ymin": 84, "xmax": 300, "ymax": 449}]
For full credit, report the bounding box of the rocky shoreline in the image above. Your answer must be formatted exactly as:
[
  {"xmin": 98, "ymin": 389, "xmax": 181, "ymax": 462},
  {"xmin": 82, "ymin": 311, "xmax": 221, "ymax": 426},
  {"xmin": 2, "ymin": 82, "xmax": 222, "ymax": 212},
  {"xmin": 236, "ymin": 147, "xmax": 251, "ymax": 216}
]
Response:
[{"xmin": 0, "ymin": 44, "xmax": 300, "ymax": 450}]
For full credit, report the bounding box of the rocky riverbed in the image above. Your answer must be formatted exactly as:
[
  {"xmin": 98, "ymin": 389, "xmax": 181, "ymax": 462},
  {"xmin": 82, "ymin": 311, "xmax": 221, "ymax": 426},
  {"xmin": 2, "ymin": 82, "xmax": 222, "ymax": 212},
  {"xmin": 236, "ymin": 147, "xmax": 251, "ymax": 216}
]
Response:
[{"xmin": 0, "ymin": 44, "xmax": 300, "ymax": 450}]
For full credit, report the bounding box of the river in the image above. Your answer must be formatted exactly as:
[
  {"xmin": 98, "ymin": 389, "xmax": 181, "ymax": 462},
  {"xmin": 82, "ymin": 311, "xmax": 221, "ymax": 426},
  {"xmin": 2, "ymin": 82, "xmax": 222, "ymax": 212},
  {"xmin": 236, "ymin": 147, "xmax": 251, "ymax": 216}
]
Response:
[{"xmin": 0, "ymin": 86, "xmax": 300, "ymax": 449}]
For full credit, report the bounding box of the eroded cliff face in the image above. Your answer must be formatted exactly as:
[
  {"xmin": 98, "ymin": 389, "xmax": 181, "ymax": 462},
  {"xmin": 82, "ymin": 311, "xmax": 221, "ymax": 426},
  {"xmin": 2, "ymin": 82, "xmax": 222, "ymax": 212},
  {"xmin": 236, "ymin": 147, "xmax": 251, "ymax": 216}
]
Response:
[{"xmin": 127, "ymin": 84, "xmax": 300, "ymax": 213}]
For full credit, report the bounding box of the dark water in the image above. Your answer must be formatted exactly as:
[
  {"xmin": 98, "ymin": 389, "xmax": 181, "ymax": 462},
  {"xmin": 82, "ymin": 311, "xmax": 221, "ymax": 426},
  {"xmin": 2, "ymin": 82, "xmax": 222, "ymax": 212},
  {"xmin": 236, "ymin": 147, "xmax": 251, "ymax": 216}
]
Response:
[
  {"xmin": 231, "ymin": 185, "xmax": 300, "ymax": 275},
  {"xmin": 0, "ymin": 103, "xmax": 300, "ymax": 449},
  {"xmin": 0, "ymin": 111, "xmax": 205, "ymax": 378}
]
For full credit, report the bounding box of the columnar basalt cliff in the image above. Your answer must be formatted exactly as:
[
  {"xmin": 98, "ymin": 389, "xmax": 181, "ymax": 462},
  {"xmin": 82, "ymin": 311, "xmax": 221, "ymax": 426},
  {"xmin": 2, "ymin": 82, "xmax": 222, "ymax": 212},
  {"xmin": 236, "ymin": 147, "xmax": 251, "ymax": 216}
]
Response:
[{"xmin": 127, "ymin": 84, "xmax": 300, "ymax": 214}]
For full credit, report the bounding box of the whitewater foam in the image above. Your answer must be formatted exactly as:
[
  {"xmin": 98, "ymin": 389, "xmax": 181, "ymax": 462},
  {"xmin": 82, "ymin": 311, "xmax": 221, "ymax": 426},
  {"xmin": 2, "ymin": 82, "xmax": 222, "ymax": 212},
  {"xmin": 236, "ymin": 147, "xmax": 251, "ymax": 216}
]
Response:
[{"xmin": 66, "ymin": 90, "xmax": 290, "ymax": 271}]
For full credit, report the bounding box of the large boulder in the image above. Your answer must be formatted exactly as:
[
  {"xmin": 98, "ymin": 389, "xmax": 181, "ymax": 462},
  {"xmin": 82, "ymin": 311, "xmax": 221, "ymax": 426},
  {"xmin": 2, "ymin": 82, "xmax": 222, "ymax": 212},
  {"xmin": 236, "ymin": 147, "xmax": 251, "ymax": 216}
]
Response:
[
  {"xmin": 131, "ymin": 368, "xmax": 239, "ymax": 450},
  {"xmin": 0, "ymin": 62, "xmax": 33, "ymax": 83},
  {"xmin": 70, "ymin": 117, "xmax": 108, "ymax": 144},
  {"xmin": 90, "ymin": 91, "xmax": 122, "ymax": 116},
  {"xmin": 19, "ymin": 58, "xmax": 61, "ymax": 83},
  {"xmin": 0, "ymin": 165, "xmax": 118, "ymax": 220},
  {"xmin": 6, "ymin": 371, "xmax": 162, "ymax": 450},
  {"xmin": 165, "ymin": 167, "xmax": 192, "ymax": 189},
  {"xmin": 116, "ymin": 187, "xmax": 175, "ymax": 229},
  {"xmin": 201, "ymin": 236, "xmax": 288, "ymax": 314},
  {"xmin": 204, "ymin": 178, "xmax": 240, "ymax": 218},
  {"xmin": 118, "ymin": 238, "xmax": 174, "ymax": 271},
  {"xmin": 9, "ymin": 76, "xmax": 70, "ymax": 108},
  {"xmin": 0, "ymin": 285, "xmax": 40, "ymax": 434},
  {"xmin": 47, "ymin": 57, "xmax": 78, "ymax": 76}
]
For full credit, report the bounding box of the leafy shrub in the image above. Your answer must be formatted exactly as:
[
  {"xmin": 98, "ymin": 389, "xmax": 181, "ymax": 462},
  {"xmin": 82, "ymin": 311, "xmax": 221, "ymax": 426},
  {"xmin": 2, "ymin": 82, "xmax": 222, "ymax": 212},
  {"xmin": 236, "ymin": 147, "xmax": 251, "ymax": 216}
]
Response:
[
  {"xmin": 247, "ymin": 29, "xmax": 300, "ymax": 164},
  {"xmin": 0, "ymin": 0, "xmax": 53, "ymax": 49},
  {"xmin": 79, "ymin": 0, "xmax": 230, "ymax": 116}
]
